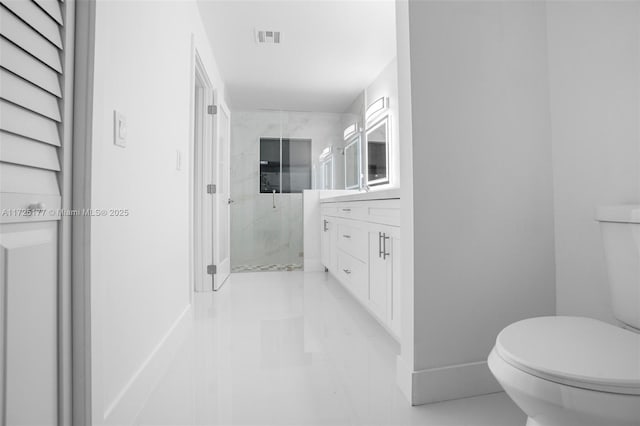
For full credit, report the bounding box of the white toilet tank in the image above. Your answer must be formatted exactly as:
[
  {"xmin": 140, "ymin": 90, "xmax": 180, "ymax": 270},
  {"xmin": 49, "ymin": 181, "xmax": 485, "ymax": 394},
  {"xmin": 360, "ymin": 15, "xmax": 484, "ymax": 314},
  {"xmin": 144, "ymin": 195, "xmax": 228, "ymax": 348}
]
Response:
[{"xmin": 597, "ymin": 205, "xmax": 640, "ymax": 330}]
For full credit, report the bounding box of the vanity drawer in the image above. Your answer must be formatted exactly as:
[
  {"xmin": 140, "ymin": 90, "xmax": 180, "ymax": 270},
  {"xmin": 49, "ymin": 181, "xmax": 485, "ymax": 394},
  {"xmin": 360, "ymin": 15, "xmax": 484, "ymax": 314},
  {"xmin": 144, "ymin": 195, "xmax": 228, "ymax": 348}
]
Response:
[
  {"xmin": 336, "ymin": 252, "xmax": 368, "ymax": 301},
  {"xmin": 367, "ymin": 199, "xmax": 401, "ymax": 226},
  {"xmin": 321, "ymin": 205, "xmax": 338, "ymax": 216},
  {"xmin": 336, "ymin": 222, "xmax": 368, "ymax": 262},
  {"xmin": 334, "ymin": 205, "xmax": 367, "ymax": 219}
]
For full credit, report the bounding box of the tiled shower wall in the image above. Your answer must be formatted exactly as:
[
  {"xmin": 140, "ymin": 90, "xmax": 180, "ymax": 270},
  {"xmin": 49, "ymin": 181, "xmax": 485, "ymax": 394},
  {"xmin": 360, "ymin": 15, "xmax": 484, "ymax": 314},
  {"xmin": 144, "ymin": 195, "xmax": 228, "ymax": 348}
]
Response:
[{"xmin": 230, "ymin": 110, "xmax": 347, "ymax": 269}]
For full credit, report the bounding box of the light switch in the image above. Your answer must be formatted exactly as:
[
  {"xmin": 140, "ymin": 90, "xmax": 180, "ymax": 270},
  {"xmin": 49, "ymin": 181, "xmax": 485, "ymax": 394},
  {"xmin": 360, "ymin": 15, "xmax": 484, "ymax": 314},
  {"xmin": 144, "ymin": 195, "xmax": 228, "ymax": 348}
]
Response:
[
  {"xmin": 176, "ymin": 149, "xmax": 182, "ymax": 171},
  {"xmin": 114, "ymin": 110, "xmax": 127, "ymax": 147}
]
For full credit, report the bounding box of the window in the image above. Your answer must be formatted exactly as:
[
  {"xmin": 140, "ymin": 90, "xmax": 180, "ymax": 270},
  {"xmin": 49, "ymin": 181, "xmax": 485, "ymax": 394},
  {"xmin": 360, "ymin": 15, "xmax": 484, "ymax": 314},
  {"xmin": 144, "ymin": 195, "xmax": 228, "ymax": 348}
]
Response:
[
  {"xmin": 260, "ymin": 138, "xmax": 311, "ymax": 193},
  {"xmin": 260, "ymin": 138, "xmax": 281, "ymax": 192}
]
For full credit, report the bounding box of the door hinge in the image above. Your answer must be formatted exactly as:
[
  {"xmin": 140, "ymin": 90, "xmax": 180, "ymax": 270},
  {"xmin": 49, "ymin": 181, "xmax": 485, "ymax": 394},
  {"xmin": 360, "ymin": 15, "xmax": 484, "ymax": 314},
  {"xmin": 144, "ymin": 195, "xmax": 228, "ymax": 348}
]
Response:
[
  {"xmin": 207, "ymin": 184, "xmax": 216, "ymax": 194},
  {"xmin": 207, "ymin": 264, "xmax": 217, "ymax": 275},
  {"xmin": 207, "ymin": 105, "xmax": 218, "ymax": 115}
]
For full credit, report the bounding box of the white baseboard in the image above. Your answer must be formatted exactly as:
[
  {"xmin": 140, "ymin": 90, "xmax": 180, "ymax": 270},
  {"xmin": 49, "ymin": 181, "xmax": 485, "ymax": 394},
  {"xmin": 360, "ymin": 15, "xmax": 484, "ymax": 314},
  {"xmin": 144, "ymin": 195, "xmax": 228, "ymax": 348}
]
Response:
[
  {"xmin": 304, "ymin": 258, "xmax": 325, "ymax": 272},
  {"xmin": 103, "ymin": 305, "xmax": 193, "ymax": 425},
  {"xmin": 396, "ymin": 355, "xmax": 413, "ymax": 402},
  {"xmin": 397, "ymin": 357, "xmax": 502, "ymax": 406}
]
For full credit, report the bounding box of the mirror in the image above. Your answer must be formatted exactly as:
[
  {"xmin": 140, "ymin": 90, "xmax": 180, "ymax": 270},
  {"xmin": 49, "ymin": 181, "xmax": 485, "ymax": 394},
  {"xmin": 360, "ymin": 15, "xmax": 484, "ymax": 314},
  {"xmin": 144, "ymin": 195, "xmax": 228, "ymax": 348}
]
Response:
[
  {"xmin": 320, "ymin": 157, "xmax": 333, "ymax": 189},
  {"xmin": 344, "ymin": 135, "xmax": 361, "ymax": 189},
  {"xmin": 366, "ymin": 117, "xmax": 389, "ymax": 186}
]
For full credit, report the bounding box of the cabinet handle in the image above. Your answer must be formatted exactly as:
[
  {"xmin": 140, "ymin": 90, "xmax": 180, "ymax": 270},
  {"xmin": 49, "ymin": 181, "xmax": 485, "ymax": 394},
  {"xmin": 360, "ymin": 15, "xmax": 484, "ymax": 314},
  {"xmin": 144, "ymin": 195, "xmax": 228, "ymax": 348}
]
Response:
[
  {"xmin": 27, "ymin": 202, "xmax": 46, "ymax": 213},
  {"xmin": 341, "ymin": 208, "xmax": 351, "ymax": 212},
  {"xmin": 383, "ymin": 234, "xmax": 390, "ymax": 260},
  {"xmin": 378, "ymin": 232, "xmax": 383, "ymax": 258},
  {"xmin": 323, "ymin": 219, "xmax": 328, "ymax": 232},
  {"xmin": 342, "ymin": 234, "xmax": 351, "ymax": 239},
  {"xmin": 343, "ymin": 269, "xmax": 351, "ymax": 275}
]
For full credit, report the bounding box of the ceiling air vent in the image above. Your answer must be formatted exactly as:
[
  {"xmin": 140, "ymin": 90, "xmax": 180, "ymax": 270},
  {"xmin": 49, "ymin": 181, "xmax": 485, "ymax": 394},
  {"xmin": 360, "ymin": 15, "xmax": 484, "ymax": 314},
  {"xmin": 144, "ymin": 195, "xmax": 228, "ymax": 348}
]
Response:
[{"xmin": 255, "ymin": 29, "xmax": 282, "ymax": 45}]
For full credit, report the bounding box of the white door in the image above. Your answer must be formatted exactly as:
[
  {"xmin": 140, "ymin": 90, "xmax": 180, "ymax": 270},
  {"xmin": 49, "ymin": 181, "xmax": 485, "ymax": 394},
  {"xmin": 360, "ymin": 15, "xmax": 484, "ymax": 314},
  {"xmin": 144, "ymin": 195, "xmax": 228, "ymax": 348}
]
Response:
[
  {"xmin": 193, "ymin": 73, "xmax": 215, "ymax": 292},
  {"xmin": 0, "ymin": 0, "xmax": 72, "ymax": 423},
  {"xmin": 193, "ymin": 63, "xmax": 231, "ymax": 292},
  {"xmin": 213, "ymin": 104, "xmax": 231, "ymax": 289}
]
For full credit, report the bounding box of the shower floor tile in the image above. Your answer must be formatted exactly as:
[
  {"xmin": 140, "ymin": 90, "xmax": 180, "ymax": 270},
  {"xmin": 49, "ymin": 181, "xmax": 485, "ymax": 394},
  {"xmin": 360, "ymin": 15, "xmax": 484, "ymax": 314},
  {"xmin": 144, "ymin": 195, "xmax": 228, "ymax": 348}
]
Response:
[{"xmin": 231, "ymin": 263, "xmax": 303, "ymax": 273}]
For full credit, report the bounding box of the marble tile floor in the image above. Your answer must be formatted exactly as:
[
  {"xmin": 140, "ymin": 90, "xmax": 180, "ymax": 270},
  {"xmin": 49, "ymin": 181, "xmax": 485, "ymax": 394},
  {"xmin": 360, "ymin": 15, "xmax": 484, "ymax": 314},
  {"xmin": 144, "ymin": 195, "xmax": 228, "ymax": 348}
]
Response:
[
  {"xmin": 135, "ymin": 271, "xmax": 525, "ymax": 426},
  {"xmin": 231, "ymin": 264, "xmax": 303, "ymax": 273}
]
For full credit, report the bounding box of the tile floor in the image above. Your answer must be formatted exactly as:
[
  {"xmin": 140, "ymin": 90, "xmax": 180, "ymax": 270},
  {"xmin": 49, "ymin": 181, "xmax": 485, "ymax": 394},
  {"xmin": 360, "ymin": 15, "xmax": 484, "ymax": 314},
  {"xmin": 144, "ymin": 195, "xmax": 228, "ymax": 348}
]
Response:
[
  {"xmin": 135, "ymin": 271, "xmax": 525, "ymax": 426},
  {"xmin": 231, "ymin": 264, "xmax": 303, "ymax": 273}
]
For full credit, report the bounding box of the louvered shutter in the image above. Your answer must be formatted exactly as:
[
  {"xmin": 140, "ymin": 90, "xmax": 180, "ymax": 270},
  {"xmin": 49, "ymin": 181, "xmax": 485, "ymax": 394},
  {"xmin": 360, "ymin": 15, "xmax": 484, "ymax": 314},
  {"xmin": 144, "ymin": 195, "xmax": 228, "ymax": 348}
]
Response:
[
  {"xmin": 0, "ymin": 0, "xmax": 69, "ymax": 424},
  {"xmin": 1, "ymin": 0, "xmax": 65, "ymax": 183}
]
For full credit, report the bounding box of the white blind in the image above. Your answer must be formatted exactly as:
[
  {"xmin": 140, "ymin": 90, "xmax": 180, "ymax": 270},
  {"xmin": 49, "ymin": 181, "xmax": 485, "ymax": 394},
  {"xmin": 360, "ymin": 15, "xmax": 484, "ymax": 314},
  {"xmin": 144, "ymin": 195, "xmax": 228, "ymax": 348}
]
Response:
[{"xmin": 0, "ymin": 0, "xmax": 65, "ymax": 194}]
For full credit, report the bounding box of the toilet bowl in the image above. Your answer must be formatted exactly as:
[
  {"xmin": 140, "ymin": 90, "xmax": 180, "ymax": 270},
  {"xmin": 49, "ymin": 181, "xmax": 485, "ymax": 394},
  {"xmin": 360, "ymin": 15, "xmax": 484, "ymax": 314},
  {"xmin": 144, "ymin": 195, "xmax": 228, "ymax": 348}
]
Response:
[
  {"xmin": 488, "ymin": 316, "xmax": 640, "ymax": 426},
  {"xmin": 489, "ymin": 205, "xmax": 640, "ymax": 426}
]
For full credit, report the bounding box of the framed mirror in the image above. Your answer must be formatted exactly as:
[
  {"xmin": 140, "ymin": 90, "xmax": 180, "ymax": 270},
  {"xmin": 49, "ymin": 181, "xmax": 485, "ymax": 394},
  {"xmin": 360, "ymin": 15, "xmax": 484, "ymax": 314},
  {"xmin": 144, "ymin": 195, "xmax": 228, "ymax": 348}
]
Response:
[
  {"xmin": 344, "ymin": 135, "xmax": 361, "ymax": 190},
  {"xmin": 366, "ymin": 117, "xmax": 389, "ymax": 186},
  {"xmin": 320, "ymin": 156, "xmax": 333, "ymax": 189}
]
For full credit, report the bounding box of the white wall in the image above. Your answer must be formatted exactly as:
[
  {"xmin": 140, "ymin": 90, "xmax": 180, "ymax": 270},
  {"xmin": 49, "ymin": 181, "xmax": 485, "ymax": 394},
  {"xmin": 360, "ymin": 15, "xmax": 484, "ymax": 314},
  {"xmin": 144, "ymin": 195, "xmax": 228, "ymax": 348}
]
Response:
[
  {"xmin": 88, "ymin": 2, "xmax": 226, "ymax": 423},
  {"xmin": 398, "ymin": 0, "xmax": 556, "ymax": 404},
  {"xmin": 230, "ymin": 110, "xmax": 345, "ymax": 269},
  {"xmin": 343, "ymin": 92, "xmax": 364, "ymax": 122},
  {"xmin": 394, "ymin": 0, "xmax": 415, "ymax": 399},
  {"xmin": 547, "ymin": 2, "xmax": 640, "ymax": 325}
]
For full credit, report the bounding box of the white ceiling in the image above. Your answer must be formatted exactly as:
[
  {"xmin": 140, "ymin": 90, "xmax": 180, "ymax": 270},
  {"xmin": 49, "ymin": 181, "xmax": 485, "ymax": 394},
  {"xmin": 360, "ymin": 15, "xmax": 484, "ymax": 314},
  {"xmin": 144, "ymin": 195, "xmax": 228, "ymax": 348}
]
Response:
[{"xmin": 197, "ymin": 0, "xmax": 396, "ymax": 113}]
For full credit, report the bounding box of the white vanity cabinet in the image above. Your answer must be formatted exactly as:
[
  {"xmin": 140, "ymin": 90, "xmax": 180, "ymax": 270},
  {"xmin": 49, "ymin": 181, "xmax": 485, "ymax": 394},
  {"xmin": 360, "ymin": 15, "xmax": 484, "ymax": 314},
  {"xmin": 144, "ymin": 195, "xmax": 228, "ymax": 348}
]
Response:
[{"xmin": 320, "ymin": 197, "xmax": 401, "ymax": 339}]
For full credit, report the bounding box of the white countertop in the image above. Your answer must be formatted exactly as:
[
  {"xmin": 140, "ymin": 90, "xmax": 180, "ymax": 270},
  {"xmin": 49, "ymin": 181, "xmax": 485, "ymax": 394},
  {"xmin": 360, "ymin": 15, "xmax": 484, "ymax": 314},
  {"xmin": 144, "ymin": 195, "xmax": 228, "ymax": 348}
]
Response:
[{"xmin": 319, "ymin": 187, "xmax": 400, "ymax": 203}]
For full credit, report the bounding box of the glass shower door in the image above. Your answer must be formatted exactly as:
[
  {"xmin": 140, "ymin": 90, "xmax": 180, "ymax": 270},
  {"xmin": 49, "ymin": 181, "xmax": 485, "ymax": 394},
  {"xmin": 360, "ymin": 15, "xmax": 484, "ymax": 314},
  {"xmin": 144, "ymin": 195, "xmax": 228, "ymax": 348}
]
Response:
[{"xmin": 230, "ymin": 110, "xmax": 308, "ymax": 272}]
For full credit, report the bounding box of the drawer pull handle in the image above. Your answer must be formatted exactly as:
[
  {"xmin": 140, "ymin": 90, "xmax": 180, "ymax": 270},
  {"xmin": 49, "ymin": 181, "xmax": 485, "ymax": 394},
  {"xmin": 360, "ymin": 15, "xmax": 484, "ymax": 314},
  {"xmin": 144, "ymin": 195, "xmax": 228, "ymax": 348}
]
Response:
[
  {"xmin": 383, "ymin": 234, "xmax": 391, "ymax": 260},
  {"xmin": 341, "ymin": 208, "xmax": 351, "ymax": 212},
  {"xmin": 343, "ymin": 269, "xmax": 352, "ymax": 275},
  {"xmin": 27, "ymin": 202, "xmax": 46, "ymax": 212},
  {"xmin": 379, "ymin": 232, "xmax": 391, "ymax": 259},
  {"xmin": 342, "ymin": 234, "xmax": 351, "ymax": 239}
]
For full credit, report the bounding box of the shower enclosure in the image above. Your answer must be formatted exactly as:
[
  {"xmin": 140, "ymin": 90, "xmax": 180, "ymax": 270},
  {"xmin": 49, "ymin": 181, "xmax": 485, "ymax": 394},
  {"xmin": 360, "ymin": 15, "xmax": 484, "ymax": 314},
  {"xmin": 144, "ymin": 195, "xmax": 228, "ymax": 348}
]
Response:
[
  {"xmin": 230, "ymin": 110, "xmax": 350, "ymax": 272},
  {"xmin": 231, "ymin": 110, "xmax": 345, "ymax": 272}
]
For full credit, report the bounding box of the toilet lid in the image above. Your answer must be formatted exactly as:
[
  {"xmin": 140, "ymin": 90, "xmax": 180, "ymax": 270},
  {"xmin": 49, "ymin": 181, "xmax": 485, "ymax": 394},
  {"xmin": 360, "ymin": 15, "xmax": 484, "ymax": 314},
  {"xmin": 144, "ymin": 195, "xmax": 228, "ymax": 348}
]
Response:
[{"xmin": 495, "ymin": 316, "xmax": 640, "ymax": 395}]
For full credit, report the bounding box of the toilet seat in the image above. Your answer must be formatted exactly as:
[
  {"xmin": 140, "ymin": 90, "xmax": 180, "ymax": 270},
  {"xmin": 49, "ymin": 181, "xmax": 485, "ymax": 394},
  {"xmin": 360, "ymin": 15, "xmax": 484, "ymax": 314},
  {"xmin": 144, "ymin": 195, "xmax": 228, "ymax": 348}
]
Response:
[{"xmin": 495, "ymin": 316, "xmax": 640, "ymax": 395}]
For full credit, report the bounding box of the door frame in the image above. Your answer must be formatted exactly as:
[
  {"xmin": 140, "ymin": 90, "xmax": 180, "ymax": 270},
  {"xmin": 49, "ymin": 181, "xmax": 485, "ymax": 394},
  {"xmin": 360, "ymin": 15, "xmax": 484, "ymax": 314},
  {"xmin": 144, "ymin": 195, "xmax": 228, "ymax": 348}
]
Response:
[
  {"xmin": 59, "ymin": 0, "xmax": 77, "ymax": 424},
  {"xmin": 71, "ymin": 0, "xmax": 95, "ymax": 424}
]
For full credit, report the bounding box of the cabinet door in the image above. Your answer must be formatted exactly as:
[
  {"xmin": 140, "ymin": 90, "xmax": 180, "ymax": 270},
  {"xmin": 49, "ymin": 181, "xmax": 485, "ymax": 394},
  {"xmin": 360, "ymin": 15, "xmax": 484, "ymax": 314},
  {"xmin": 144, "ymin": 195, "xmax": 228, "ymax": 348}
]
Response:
[
  {"xmin": 1, "ymin": 222, "xmax": 59, "ymax": 424},
  {"xmin": 321, "ymin": 216, "xmax": 330, "ymax": 268},
  {"xmin": 321, "ymin": 217, "xmax": 337, "ymax": 271},
  {"xmin": 368, "ymin": 229, "xmax": 391, "ymax": 322}
]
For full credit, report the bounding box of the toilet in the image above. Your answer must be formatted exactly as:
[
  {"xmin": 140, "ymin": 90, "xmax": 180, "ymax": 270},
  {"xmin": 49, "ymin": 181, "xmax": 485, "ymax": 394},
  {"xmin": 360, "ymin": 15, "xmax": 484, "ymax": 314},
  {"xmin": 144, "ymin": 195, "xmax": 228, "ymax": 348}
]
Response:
[{"xmin": 488, "ymin": 205, "xmax": 640, "ymax": 426}]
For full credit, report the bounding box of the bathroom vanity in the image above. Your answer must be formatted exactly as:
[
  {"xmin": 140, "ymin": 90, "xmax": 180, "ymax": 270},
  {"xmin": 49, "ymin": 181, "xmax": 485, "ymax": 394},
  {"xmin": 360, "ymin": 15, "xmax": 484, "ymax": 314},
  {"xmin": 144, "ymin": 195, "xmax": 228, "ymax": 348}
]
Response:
[{"xmin": 319, "ymin": 189, "xmax": 401, "ymax": 339}]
